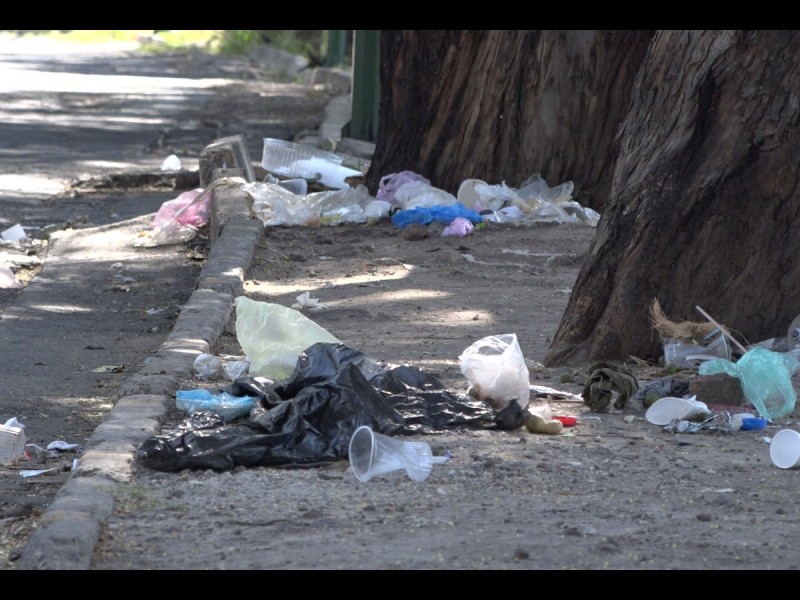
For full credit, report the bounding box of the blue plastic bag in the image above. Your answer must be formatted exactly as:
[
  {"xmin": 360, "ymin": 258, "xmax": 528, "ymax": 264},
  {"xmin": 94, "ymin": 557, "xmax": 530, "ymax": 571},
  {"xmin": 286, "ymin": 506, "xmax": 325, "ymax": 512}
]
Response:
[
  {"xmin": 698, "ymin": 346, "xmax": 800, "ymax": 420},
  {"xmin": 391, "ymin": 203, "xmax": 484, "ymax": 229},
  {"xmin": 176, "ymin": 389, "xmax": 258, "ymax": 422}
]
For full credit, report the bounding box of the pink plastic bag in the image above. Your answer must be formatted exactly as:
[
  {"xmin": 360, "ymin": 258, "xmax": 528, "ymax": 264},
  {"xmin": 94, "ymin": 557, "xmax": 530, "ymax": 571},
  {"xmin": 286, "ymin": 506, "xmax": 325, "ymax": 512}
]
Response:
[
  {"xmin": 152, "ymin": 188, "xmax": 209, "ymax": 229},
  {"xmin": 442, "ymin": 217, "xmax": 475, "ymax": 237}
]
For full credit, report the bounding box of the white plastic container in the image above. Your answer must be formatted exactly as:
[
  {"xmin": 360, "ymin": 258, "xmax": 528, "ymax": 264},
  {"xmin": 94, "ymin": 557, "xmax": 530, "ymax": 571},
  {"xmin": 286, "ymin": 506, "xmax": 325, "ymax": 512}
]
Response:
[
  {"xmin": 770, "ymin": 429, "xmax": 800, "ymax": 469},
  {"xmin": 0, "ymin": 423, "xmax": 27, "ymax": 465},
  {"xmin": 645, "ymin": 395, "xmax": 711, "ymax": 426},
  {"xmin": 261, "ymin": 138, "xmax": 362, "ymax": 190}
]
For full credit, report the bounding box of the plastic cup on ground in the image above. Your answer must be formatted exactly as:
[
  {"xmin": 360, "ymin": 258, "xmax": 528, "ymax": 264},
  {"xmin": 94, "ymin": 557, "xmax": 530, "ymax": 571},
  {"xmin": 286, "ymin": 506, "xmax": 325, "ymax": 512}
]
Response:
[
  {"xmin": 663, "ymin": 335, "xmax": 730, "ymax": 368},
  {"xmin": 348, "ymin": 425, "xmax": 449, "ymax": 483},
  {"xmin": 770, "ymin": 429, "xmax": 800, "ymax": 469}
]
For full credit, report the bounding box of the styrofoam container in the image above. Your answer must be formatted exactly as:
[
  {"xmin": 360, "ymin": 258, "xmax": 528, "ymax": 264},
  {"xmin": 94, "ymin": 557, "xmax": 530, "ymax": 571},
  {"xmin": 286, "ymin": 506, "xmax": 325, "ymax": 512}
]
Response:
[{"xmin": 770, "ymin": 428, "xmax": 800, "ymax": 469}]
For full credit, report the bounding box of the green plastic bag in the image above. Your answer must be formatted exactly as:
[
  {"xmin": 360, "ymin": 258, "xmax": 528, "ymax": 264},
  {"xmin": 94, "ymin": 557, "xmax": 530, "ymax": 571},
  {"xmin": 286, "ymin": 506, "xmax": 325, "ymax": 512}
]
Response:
[
  {"xmin": 234, "ymin": 296, "xmax": 340, "ymax": 381},
  {"xmin": 698, "ymin": 346, "xmax": 800, "ymax": 420}
]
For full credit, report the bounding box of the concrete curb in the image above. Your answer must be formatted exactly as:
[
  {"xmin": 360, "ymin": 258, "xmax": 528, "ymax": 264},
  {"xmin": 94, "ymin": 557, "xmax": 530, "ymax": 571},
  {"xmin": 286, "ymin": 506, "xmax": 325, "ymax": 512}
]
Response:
[
  {"xmin": 16, "ymin": 139, "xmax": 261, "ymax": 570},
  {"xmin": 15, "ymin": 74, "xmax": 370, "ymax": 567}
]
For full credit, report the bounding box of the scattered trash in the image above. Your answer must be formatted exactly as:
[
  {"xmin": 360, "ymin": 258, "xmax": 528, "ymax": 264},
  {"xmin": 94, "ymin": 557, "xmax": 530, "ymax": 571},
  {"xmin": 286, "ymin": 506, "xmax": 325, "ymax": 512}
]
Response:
[
  {"xmin": 524, "ymin": 411, "xmax": 564, "ymax": 435},
  {"xmin": 192, "ymin": 354, "xmax": 251, "ymax": 382},
  {"xmin": 632, "ymin": 377, "xmax": 691, "ymax": 407},
  {"xmin": 221, "ymin": 357, "xmax": 251, "ymax": 381},
  {"xmin": 376, "ymin": 171, "xmax": 431, "ymax": 207},
  {"xmin": 770, "ymin": 428, "xmax": 800, "ymax": 469},
  {"xmin": 734, "ymin": 415, "xmax": 768, "ymax": 431},
  {"xmin": 291, "ymin": 291, "xmax": 327, "ymax": 310},
  {"xmin": 348, "ymin": 425, "xmax": 449, "ymax": 483},
  {"xmin": 441, "ymin": 216, "xmax": 475, "ymax": 237},
  {"xmin": 47, "ymin": 440, "xmax": 80, "ymax": 452},
  {"xmin": 391, "ymin": 203, "xmax": 484, "ymax": 229},
  {"xmin": 234, "ymin": 296, "xmax": 340, "ymax": 381},
  {"xmin": 137, "ymin": 342, "xmax": 505, "ymax": 473},
  {"xmin": 582, "ymin": 362, "xmax": 639, "ymax": 412},
  {"xmin": 134, "ymin": 187, "xmax": 211, "ymax": 248},
  {"xmin": 1, "ymin": 223, "xmax": 27, "ymax": 242},
  {"xmin": 243, "ymin": 181, "xmax": 382, "ymax": 226},
  {"xmin": 660, "ymin": 410, "xmax": 769, "ymax": 434},
  {"xmin": 662, "ymin": 333, "xmax": 730, "ymax": 368},
  {"xmin": 577, "ymin": 415, "xmax": 602, "ymax": 424},
  {"xmin": 20, "ymin": 468, "xmax": 59, "ymax": 478},
  {"xmin": 0, "ymin": 418, "xmax": 27, "ymax": 465},
  {"xmin": 175, "ymin": 388, "xmax": 258, "ymax": 423},
  {"xmin": 0, "ymin": 266, "xmax": 23, "ymax": 289},
  {"xmin": 645, "ymin": 395, "xmax": 711, "ymax": 426},
  {"xmin": 92, "ymin": 364, "xmax": 124, "ymax": 373},
  {"xmin": 193, "ymin": 353, "xmax": 224, "ymax": 380},
  {"xmin": 699, "ymin": 346, "xmax": 800, "ymax": 420},
  {"xmin": 261, "ymin": 137, "xmax": 362, "ymax": 189},
  {"xmin": 392, "ymin": 180, "xmax": 458, "ymax": 210},
  {"xmin": 160, "ymin": 154, "xmax": 182, "ymax": 171},
  {"xmin": 459, "ymin": 333, "xmax": 531, "ymax": 411}
]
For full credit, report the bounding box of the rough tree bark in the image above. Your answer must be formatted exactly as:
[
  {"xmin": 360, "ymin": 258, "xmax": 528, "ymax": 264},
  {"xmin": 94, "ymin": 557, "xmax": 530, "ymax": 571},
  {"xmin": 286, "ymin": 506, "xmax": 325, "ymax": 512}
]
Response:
[
  {"xmin": 366, "ymin": 30, "xmax": 653, "ymax": 213},
  {"xmin": 546, "ymin": 30, "xmax": 800, "ymax": 365}
]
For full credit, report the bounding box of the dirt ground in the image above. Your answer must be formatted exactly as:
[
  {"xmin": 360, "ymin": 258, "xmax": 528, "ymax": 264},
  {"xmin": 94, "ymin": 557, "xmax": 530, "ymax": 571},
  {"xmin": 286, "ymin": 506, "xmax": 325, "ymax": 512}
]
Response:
[
  {"xmin": 88, "ymin": 216, "xmax": 800, "ymax": 570},
  {"xmin": 5, "ymin": 37, "xmax": 799, "ymax": 571}
]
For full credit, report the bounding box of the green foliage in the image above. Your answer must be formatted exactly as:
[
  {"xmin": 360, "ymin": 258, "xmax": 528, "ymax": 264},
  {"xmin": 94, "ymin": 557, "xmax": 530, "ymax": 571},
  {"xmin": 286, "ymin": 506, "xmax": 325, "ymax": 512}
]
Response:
[
  {"xmin": 213, "ymin": 30, "xmax": 264, "ymax": 55},
  {"xmin": 214, "ymin": 30, "xmax": 324, "ymax": 59},
  {"xmin": 1, "ymin": 30, "xmax": 325, "ymax": 59}
]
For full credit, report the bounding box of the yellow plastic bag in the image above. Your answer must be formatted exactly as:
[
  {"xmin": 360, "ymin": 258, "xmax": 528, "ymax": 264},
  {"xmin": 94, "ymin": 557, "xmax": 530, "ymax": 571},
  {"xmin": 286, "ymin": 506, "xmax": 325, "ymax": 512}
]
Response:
[{"xmin": 234, "ymin": 296, "xmax": 340, "ymax": 381}]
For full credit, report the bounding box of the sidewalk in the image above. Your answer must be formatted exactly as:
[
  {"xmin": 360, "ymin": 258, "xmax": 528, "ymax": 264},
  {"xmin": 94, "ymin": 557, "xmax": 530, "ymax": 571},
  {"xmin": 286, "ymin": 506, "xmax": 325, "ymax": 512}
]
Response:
[{"xmin": 13, "ymin": 89, "xmax": 371, "ymax": 570}]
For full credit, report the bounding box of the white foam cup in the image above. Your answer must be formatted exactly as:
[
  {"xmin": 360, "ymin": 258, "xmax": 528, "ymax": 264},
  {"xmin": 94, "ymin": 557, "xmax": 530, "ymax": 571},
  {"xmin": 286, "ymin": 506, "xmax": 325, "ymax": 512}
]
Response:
[
  {"xmin": 645, "ymin": 396, "xmax": 710, "ymax": 426},
  {"xmin": 770, "ymin": 429, "xmax": 800, "ymax": 469}
]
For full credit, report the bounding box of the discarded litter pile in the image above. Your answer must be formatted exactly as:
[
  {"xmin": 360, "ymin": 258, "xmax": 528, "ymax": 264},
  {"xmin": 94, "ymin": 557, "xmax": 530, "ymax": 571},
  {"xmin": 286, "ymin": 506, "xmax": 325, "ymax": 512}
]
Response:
[
  {"xmin": 136, "ymin": 339, "xmax": 513, "ymax": 473},
  {"xmin": 136, "ymin": 296, "xmax": 564, "ymax": 473},
  {"xmin": 0, "ymin": 223, "xmax": 44, "ymax": 289},
  {"xmin": 128, "ymin": 139, "xmax": 800, "ymax": 477}
]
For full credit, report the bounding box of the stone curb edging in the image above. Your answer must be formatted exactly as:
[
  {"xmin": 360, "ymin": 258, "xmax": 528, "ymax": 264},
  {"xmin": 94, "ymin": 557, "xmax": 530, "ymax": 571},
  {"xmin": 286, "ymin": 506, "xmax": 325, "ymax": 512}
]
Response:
[{"xmin": 15, "ymin": 138, "xmax": 260, "ymax": 570}]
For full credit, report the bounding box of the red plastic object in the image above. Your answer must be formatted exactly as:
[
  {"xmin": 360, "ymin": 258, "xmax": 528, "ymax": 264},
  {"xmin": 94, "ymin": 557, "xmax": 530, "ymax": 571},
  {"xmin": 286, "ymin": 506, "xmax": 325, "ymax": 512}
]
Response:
[{"xmin": 552, "ymin": 416, "xmax": 577, "ymax": 427}]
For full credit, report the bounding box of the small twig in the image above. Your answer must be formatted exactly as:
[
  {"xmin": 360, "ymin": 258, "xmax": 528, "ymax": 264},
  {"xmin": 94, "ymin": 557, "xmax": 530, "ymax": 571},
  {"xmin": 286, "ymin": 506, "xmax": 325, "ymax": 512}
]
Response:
[{"xmin": 695, "ymin": 305, "xmax": 748, "ymax": 355}]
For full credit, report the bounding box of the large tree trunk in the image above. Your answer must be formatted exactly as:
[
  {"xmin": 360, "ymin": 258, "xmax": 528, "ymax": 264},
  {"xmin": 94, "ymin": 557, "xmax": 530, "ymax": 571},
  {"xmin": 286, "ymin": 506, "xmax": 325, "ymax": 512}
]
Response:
[
  {"xmin": 546, "ymin": 30, "xmax": 800, "ymax": 365},
  {"xmin": 367, "ymin": 30, "xmax": 652, "ymax": 213}
]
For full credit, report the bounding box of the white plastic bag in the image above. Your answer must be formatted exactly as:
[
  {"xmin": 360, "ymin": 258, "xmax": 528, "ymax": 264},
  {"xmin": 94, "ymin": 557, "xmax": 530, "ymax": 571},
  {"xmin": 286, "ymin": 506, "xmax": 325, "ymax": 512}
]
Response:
[{"xmin": 458, "ymin": 333, "xmax": 530, "ymax": 410}]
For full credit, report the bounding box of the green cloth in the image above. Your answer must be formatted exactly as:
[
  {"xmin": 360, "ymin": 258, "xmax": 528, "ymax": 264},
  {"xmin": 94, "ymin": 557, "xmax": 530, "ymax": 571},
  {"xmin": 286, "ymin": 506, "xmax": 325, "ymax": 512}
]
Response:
[{"xmin": 582, "ymin": 362, "xmax": 639, "ymax": 412}]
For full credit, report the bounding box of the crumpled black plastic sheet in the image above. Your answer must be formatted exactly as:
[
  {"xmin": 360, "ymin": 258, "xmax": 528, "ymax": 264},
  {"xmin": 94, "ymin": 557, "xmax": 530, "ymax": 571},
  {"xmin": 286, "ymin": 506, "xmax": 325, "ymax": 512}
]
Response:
[{"xmin": 137, "ymin": 342, "xmax": 513, "ymax": 472}]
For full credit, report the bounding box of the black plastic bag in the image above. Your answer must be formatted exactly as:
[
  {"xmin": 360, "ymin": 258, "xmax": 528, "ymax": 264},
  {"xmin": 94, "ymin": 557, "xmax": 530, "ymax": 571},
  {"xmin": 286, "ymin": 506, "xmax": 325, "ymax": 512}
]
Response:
[{"xmin": 137, "ymin": 342, "xmax": 504, "ymax": 472}]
